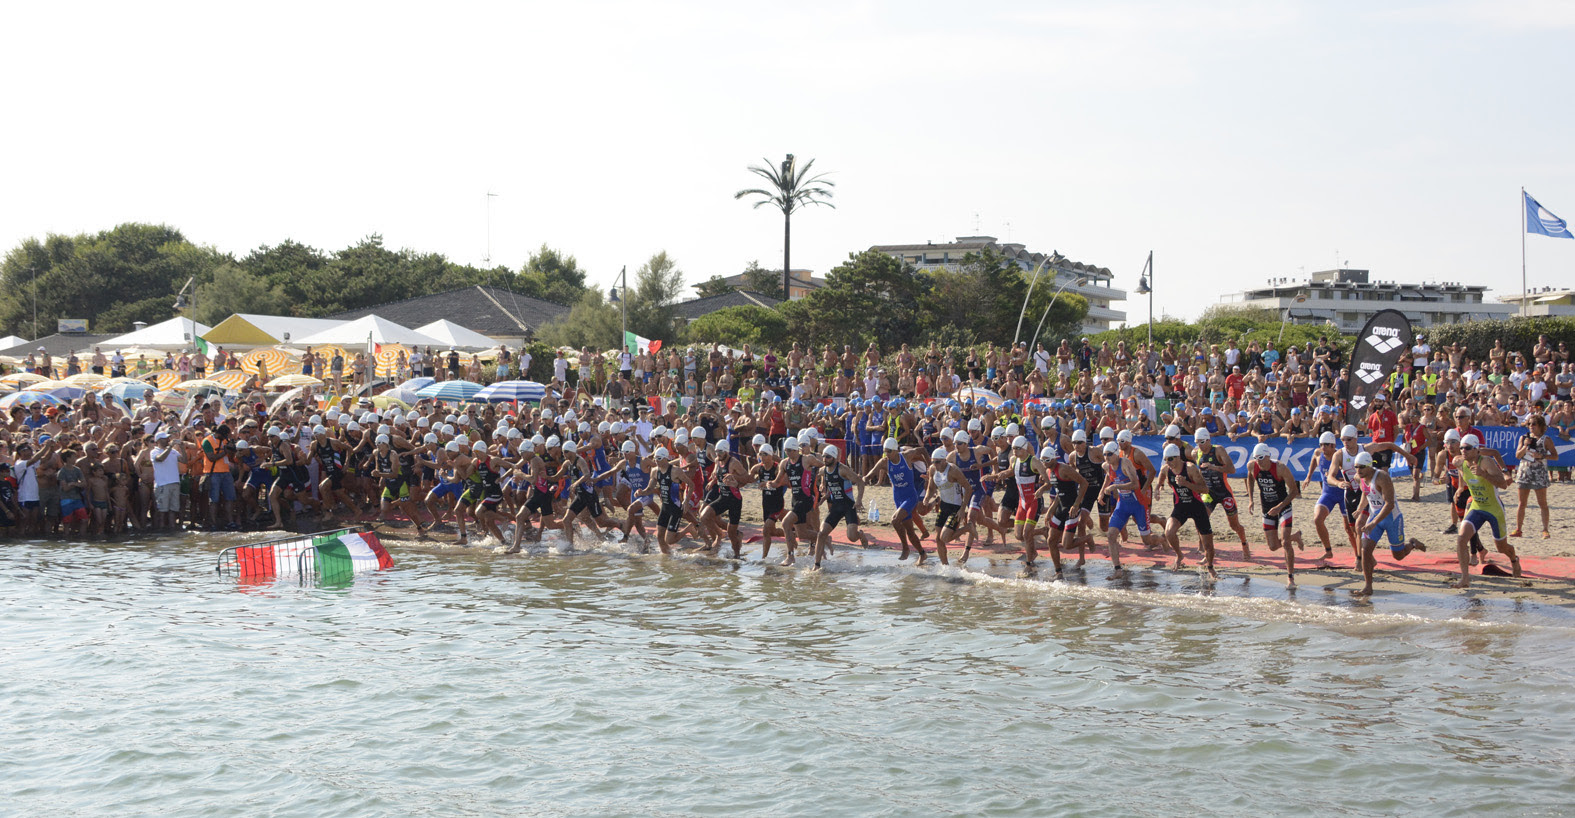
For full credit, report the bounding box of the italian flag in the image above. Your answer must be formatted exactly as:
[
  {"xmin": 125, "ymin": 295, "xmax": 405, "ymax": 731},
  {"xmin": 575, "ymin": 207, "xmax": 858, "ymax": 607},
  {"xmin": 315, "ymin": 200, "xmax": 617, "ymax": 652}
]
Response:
[
  {"xmin": 625, "ymin": 331, "xmax": 661, "ymax": 355},
  {"xmin": 233, "ymin": 529, "xmax": 393, "ymax": 579},
  {"xmin": 313, "ymin": 531, "xmax": 395, "ymax": 581}
]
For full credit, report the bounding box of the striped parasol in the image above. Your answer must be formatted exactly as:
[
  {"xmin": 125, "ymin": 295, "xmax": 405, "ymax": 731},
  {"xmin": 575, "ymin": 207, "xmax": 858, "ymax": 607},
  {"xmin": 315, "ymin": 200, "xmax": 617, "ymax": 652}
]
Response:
[
  {"xmin": 266, "ymin": 374, "xmax": 324, "ymax": 389},
  {"xmin": 473, "ymin": 380, "xmax": 548, "ymax": 403},
  {"xmin": 142, "ymin": 369, "xmax": 182, "ymax": 390},
  {"xmin": 0, "ymin": 372, "xmax": 50, "ymax": 386},
  {"xmin": 375, "ymin": 344, "xmax": 408, "ymax": 378},
  {"xmin": 154, "ymin": 390, "xmax": 191, "ymax": 414},
  {"xmin": 209, "ymin": 370, "xmax": 251, "ymax": 391},
  {"xmin": 171, "ymin": 379, "xmax": 227, "ymax": 392},
  {"xmin": 240, "ymin": 348, "xmax": 297, "ymax": 377},
  {"xmin": 415, "ymin": 379, "xmax": 484, "ymax": 402},
  {"xmin": 308, "ymin": 345, "xmax": 351, "ymax": 366},
  {"xmin": 62, "ymin": 372, "xmax": 110, "ymax": 386}
]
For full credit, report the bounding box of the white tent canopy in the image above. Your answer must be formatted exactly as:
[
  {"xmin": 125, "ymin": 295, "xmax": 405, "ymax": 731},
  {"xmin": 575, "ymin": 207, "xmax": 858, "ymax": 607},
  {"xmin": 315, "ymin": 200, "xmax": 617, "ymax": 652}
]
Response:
[
  {"xmin": 292, "ymin": 315, "xmax": 444, "ymax": 348},
  {"xmin": 414, "ymin": 319, "xmax": 497, "ymax": 350},
  {"xmin": 0, "ymin": 335, "xmax": 28, "ymax": 350},
  {"xmin": 100, "ymin": 317, "xmax": 213, "ymax": 351}
]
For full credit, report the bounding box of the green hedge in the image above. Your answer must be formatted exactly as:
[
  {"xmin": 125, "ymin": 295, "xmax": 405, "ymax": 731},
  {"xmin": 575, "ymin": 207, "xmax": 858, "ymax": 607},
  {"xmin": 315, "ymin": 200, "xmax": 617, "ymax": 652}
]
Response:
[{"xmin": 1421, "ymin": 316, "xmax": 1575, "ymax": 362}]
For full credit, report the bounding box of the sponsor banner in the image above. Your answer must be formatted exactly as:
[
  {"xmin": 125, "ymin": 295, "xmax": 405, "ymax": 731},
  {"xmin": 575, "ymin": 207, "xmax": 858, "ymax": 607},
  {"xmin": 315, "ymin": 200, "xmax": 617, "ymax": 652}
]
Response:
[
  {"xmin": 1123, "ymin": 428, "xmax": 1575, "ymax": 481},
  {"xmin": 1342, "ymin": 309, "xmax": 1413, "ymax": 413}
]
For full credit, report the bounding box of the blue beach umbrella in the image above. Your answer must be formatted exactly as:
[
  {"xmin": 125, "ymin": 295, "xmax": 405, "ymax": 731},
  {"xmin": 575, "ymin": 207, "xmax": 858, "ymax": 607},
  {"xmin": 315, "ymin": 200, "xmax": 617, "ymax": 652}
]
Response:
[
  {"xmin": 416, "ymin": 379, "xmax": 484, "ymax": 402},
  {"xmin": 473, "ymin": 380, "xmax": 547, "ymax": 403},
  {"xmin": 0, "ymin": 391, "xmax": 68, "ymax": 410},
  {"xmin": 104, "ymin": 381, "xmax": 156, "ymax": 401},
  {"xmin": 397, "ymin": 377, "xmax": 436, "ymax": 393}
]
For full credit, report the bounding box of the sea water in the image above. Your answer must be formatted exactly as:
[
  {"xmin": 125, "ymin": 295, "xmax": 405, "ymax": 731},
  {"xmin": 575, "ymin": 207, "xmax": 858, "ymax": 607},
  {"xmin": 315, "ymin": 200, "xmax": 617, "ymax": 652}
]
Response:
[{"xmin": 2, "ymin": 535, "xmax": 1572, "ymax": 817}]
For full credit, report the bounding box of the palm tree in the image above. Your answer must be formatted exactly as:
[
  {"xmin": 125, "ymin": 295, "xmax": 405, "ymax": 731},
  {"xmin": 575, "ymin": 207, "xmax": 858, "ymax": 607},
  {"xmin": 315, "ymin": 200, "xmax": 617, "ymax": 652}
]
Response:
[{"xmin": 734, "ymin": 154, "xmax": 835, "ymax": 300}]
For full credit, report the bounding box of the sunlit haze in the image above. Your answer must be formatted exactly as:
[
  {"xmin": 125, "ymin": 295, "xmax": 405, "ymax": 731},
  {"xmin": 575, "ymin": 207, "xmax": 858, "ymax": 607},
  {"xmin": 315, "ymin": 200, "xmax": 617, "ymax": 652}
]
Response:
[{"xmin": 4, "ymin": 0, "xmax": 1573, "ymax": 321}]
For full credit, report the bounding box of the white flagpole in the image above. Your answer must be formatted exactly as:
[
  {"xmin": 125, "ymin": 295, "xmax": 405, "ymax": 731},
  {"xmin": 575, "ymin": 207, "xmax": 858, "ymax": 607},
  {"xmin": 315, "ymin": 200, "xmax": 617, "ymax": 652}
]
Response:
[{"xmin": 1522, "ymin": 187, "xmax": 1528, "ymax": 317}]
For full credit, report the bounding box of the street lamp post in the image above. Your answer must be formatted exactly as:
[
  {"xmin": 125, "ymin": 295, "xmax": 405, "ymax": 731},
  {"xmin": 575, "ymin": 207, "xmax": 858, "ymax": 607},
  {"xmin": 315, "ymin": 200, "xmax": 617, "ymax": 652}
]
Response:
[
  {"xmin": 608, "ymin": 265, "xmax": 628, "ymax": 353},
  {"xmin": 1278, "ymin": 294, "xmax": 1308, "ymax": 343},
  {"xmin": 1134, "ymin": 251, "xmax": 1154, "ymax": 348},
  {"xmin": 1028, "ymin": 276, "xmax": 1091, "ymax": 354}
]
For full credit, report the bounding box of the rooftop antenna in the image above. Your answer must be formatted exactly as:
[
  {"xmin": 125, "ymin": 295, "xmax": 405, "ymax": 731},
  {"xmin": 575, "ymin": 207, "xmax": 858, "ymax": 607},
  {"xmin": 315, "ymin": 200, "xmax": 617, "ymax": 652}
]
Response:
[
  {"xmin": 973, "ymin": 212, "xmax": 981, "ymax": 233},
  {"xmin": 484, "ymin": 191, "xmax": 499, "ymax": 265},
  {"xmin": 1005, "ymin": 220, "xmax": 1012, "ymax": 242}
]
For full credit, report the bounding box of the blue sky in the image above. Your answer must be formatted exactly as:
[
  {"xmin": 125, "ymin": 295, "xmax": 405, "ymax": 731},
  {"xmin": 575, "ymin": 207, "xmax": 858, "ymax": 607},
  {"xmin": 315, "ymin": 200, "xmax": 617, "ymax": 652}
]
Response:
[{"xmin": 3, "ymin": 0, "xmax": 1571, "ymax": 322}]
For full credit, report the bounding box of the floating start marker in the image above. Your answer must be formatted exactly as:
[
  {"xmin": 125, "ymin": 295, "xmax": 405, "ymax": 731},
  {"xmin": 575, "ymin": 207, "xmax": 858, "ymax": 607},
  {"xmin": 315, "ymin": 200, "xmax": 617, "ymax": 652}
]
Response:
[{"xmin": 217, "ymin": 528, "xmax": 394, "ymax": 582}]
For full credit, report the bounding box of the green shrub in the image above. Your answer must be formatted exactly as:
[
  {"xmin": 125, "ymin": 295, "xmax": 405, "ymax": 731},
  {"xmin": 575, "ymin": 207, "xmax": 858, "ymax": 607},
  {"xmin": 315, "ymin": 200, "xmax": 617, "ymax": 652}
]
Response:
[{"xmin": 1422, "ymin": 316, "xmax": 1575, "ymax": 361}]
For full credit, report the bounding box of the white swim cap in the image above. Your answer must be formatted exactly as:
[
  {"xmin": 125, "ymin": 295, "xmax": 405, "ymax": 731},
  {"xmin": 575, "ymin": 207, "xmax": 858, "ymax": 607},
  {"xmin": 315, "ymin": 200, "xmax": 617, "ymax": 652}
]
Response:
[
  {"xmin": 562, "ymin": 441, "xmax": 578, "ymax": 454},
  {"xmin": 990, "ymin": 427, "xmax": 1007, "ymax": 439},
  {"xmin": 1165, "ymin": 424, "xmax": 1182, "ymax": 438},
  {"xmin": 1012, "ymin": 435, "xmax": 1029, "ymax": 449},
  {"xmin": 1040, "ymin": 416, "xmax": 1055, "ymax": 429},
  {"xmin": 234, "ymin": 439, "xmax": 250, "ymax": 449},
  {"xmin": 424, "ymin": 432, "xmax": 439, "ymax": 444},
  {"xmin": 375, "ymin": 434, "xmax": 391, "ymax": 445},
  {"xmin": 546, "ymin": 435, "xmax": 561, "ymax": 448},
  {"xmin": 620, "ymin": 440, "xmax": 637, "ymax": 453},
  {"xmin": 968, "ymin": 418, "xmax": 983, "ymax": 432},
  {"xmin": 346, "ymin": 422, "xmax": 362, "ymax": 433},
  {"xmin": 1444, "ymin": 428, "xmax": 1462, "ymax": 443},
  {"xmin": 1071, "ymin": 429, "xmax": 1088, "ymax": 443},
  {"xmin": 931, "ymin": 447, "xmax": 948, "ymax": 460},
  {"xmin": 1006, "ymin": 423, "xmax": 1020, "ymax": 437},
  {"xmin": 675, "ymin": 433, "xmax": 690, "ymax": 445},
  {"xmin": 1163, "ymin": 443, "xmax": 1181, "ymax": 459},
  {"xmin": 654, "ymin": 446, "xmax": 671, "ymax": 460},
  {"xmin": 691, "ymin": 426, "xmax": 705, "ymax": 440},
  {"xmin": 758, "ymin": 444, "xmax": 775, "ymax": 457},
  {"xmin": 1252, "ymin": 443, "xmax": 1273, "ymax": 460},
  {"xmin": 1353, "ymin": 451, "xmax": 1374, "ymax": 468},
  {"xmin": 1193, "ymin": 428, "xmax": 1209, "ymax": 444},
  {"xmin": 1099, "ymin": 426, "xmax": 1115, "ymax": 440},
  {"xmin": 1319, "ymin": 431, "xmax": 1337, "ymax": 445},
  {"xmin": 1341, "ymin": 424, "xmax": 1359, "ymax": 439},
  {"xmin": 472, "ymin": 440, "xmax": 487, "ymax": 452},
  {"xmin": 444, "ymin": 440, "xmax": 461, "ymax": 452},
  {"xmin": 1040, "ymin": 445, "xmax": 1056, "ymax": 460},
  {"xmin": 753, "ymin": 433, "xmax": 768, "ymax": 447},
  {"xmin": 1102, "ymin": 442, "xmax": 1119, "ymax": 455},
  {"xmin": 598, "ymin": 421, "xmax": 611, "ymax": 434},
  {"xmin": 823, "ymin": 444, "xmax": 840, "ymax": 459},
  {"xmin": 1117, "ymin": 430, "xmax": 1133, "ymax": 443},
  {"xmin": 783, "ymin": 437, "xmax": 801, "ymax": 451},
  {"xmin": 1462, "ymin": 434, "xmax": 1481, "ymax": 449}
]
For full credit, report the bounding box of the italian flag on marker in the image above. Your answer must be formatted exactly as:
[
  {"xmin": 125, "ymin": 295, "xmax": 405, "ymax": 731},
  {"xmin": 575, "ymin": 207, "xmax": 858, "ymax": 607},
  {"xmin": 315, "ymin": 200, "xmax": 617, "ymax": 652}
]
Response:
[
  {"xmin": 313, "ymin": 531, "xmax": 395, "ymax": 580},
  {"xmin": 234, "ymin": 529, "xmax": 393, "ymax": 579}
]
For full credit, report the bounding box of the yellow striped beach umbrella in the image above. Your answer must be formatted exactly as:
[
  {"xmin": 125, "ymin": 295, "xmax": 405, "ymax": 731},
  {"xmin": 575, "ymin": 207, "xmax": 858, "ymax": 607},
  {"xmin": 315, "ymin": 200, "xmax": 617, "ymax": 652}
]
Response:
[
  {"xmin": 375, "ymin": 344, "xmax": 408, "ymax": 378},
  {"xmin": 209, "ymin": 370, "xmax": 251, "ymax": 391},
  {"xmin": 142, "ymin": 369, "xmax": 183, "ymax": 390}
]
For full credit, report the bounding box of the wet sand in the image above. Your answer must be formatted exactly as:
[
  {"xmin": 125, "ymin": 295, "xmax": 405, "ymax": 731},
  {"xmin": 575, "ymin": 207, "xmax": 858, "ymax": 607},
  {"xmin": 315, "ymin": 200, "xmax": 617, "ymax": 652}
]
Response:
[{"xmin": 370, "ymin": 477, "xmax": 1575, "ymax": 609}]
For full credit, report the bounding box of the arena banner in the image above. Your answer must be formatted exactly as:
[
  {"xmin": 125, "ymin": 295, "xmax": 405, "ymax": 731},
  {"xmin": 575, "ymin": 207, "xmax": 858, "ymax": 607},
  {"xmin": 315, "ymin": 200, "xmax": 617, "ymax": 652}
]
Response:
[
  {"xmin": 1342, "ymin": 309, "xmax": 1413, "ymax": 412},
  {"xmin": 1122, "ymin": 429, "xmax": 1575, "ymax": 481}
]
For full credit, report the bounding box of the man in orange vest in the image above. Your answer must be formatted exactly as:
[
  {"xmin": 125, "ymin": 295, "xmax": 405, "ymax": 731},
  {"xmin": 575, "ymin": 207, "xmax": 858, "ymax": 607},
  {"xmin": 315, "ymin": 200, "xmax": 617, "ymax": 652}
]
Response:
[{"xmin": 201, "ymin": 424, "xmax": 238, "ymax": 531}]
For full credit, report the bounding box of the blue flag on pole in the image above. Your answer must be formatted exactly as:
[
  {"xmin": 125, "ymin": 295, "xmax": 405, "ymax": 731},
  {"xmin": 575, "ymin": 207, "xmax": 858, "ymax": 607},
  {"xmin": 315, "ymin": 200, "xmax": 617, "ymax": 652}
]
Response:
[{"xmin": 1526, "ymin": 191, "xmax": 1574, "ymax": 239}]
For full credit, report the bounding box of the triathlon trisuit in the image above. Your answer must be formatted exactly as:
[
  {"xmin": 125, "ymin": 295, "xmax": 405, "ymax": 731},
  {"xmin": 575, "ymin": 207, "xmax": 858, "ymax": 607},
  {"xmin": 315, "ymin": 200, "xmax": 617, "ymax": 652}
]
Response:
[
  {"xmin": 1359, "ymin": 475, "xmax": 1406, "ymax": 548},
  {"xmin": 1460, "ymin": 459, "xmax": 1506, "ymax": 540},
  {"xmin": 1013, "ymin": 456, "xmax": 1041, "ymax": 523},
  {"xmin": 1167, "ymin": 466, "xmax": 1213, "ymax": 534},
  {"xmin": 1106, "ymin": 459, "xmax": 1150, "ymax": 534},
  {"xmin": 1195, "ymin": 446, "xmax": 1237, "ymax": 516},
  {"xmin": 889, "ymin": 455, "xmax": 918, "ymax": 512},
  {"xmin": 931, "ymin": 465, "xmax": 963, "ymax": 531},
  {"xmin": 1254, "ymin": 462, "xmax": 1292, "ymax": 530},
  {"xmin": 821, "ymin": 463, "xmax": 858, "ymax": 529},
  {"xmin": 1075, "ymin": 450, "xmax": 1106, "ymax": 513},
  {"xmin": 997, "ymin": 448, "xmax": 1018, "ymax": 511},
  {"xmin": 1050, "ymin": 461, "xmax": 1083, "ymax": 531},
  {"xmin": 655, "ymin": 464, "xmax": 685, "ymax": 532},
  {"xmin": 955, "ymin": 446, "xmax": 986, "ymax": 510},
  {"xmin": 784, "ymin": 457, "xmax": 816, "ymax": 519},
  {"xmin": 1313, "ymin": 450, "xmax": 1346, "ymax": 513}
]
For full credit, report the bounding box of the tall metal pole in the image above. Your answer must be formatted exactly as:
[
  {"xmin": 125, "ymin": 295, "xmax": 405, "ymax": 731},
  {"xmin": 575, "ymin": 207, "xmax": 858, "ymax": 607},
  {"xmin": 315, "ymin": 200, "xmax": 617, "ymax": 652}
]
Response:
[
  {"xmin": 619, "ymin": 266, "xmax": 628, "ymax": 353},
  {"xmin": 1146, "ymin": 251, "xmax": 1154, "ymax": 349},
  {"xmin": 1518, "ymin": 186, "xmax": 1530, "ymax": 316},
  {"xmin": 30, "ymin": 266, "xmax": 37, "ymax": 341}
]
